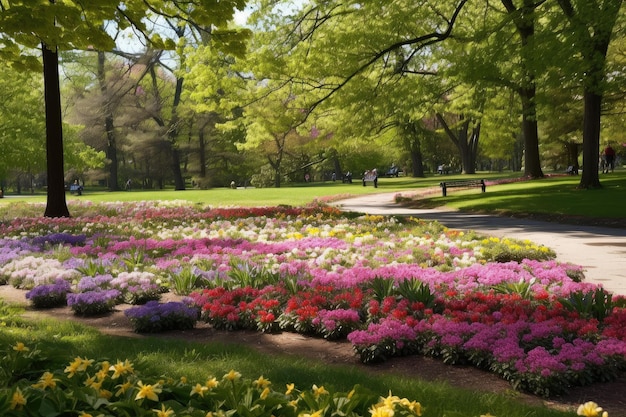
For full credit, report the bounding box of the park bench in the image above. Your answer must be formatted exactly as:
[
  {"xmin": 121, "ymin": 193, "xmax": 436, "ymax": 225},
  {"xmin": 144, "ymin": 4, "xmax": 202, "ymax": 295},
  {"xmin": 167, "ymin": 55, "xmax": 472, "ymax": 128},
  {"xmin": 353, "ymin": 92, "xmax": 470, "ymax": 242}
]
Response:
[
  {"xmin": 69, "ymin": 184, "xmax": 83, "ymax": 195},
  {"xmin": 362, "ymin": 171, "xmax": 378, "ymax": 187},
  {"xmin": 439, "ymin": 179, "xmax": 486, "ymax": 197}
]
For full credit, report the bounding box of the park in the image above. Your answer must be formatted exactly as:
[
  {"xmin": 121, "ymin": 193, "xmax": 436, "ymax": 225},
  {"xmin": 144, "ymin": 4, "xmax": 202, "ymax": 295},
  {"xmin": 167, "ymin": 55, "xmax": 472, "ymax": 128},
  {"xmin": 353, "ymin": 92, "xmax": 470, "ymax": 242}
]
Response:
[{"xmin": 2, "ymin": 2, "xmax": 626, "ymax": 417}]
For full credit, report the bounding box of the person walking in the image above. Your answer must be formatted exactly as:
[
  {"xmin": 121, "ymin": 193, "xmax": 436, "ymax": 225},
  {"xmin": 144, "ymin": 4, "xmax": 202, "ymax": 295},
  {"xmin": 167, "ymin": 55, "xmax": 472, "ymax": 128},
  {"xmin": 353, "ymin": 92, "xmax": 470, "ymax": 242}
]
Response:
[{"xmin": 604, "ymin": 145, "xmax": 616, "ymax": 173}]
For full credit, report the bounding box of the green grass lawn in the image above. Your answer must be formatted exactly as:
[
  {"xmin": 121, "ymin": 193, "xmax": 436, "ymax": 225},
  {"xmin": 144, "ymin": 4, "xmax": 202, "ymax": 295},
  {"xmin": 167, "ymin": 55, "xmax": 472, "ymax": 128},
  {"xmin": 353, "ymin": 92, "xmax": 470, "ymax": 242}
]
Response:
[
  {"xmin": 0, "ymin": 309, "xmax": 573, "ymax": 417},
  {"xmin": 2, "ymin": 170, "xmax": 624, "ymax": 220}
]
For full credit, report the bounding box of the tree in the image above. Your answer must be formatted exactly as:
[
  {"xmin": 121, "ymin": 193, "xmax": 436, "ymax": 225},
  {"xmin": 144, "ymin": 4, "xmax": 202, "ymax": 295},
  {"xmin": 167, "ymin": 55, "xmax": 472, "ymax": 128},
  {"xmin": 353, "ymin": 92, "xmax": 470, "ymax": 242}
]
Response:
[
  {"xmin": 555, "ymin": 0, "xmax": 623, "ymax": 188},
  {"xmin": 0, "ymin": 0, "xmax": 248, "ymax": 216}
]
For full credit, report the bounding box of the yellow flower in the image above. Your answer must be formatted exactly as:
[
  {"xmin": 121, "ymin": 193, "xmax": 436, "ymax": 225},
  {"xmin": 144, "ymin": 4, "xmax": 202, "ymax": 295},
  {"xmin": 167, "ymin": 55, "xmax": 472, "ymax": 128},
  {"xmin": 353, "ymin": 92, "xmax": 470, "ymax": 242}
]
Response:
[
  {"xmin": 99, "ymin": 389, "xmax": 113, "ymax": 399},
  {"xmin": 347, "ymin": 389, "xmax": 355, "ymax": 399},
  {"xmin": 109, "ymin": 359, "xmax": 134, "ymax": 379},
  {"xmin": 254, "ymin": 375, "xmax": 271, "ymax": 389},
  {"xmin": 312, "ymin": 384, "xmax": 329, "ymax": 398},
  {"xmin": 12, "ymin": 342, "xmax": 29, "ymax": 352},
  {"xmin": 285, "ymin": 383, "xmax": 295, "ymax": 395},
  {"xmin": 260, "ymin": 387, "xmax": 271, "ymax": 400},
  {"xmin": 115, "ymin": 381, "xmax": 133, "ymax": 397},
  {"xmin": 180, "ymin": 376, "xmax": 188, "ymax": 384},
  {"xmin": 85, "ymin": 375, "xmax": 103, "ymax": 390},
  {"xmin": 32, "ymin": 371, "xmax": 58, "ymax": 390},
  {"xmin": 10, "ymin": 387, "xmax": 26, "ymax": 410},
  {"xmin": 370, "ymin": 405, "xmax": 394, "ymax": 417},
  {"xmin": 577, "ymin": 402, "xmax": 608, "ymax": 417},
  {"xmin": 299, "ymin": 410, "xmax": 324, "ymax": 417},
  {"xmin": 205, "ymin": 377, "xmax": 219, "ymax": 389},
  {"xmin": 224, "ymin": 370, "xmax": 241, "ymax": 382},
  {"xmin": 190, "ymin": 383, "xmax": 209, "ymax": 397},
  {"xmin": 152, "ymin": 403, "xmax": 175, "ymax": 417},
  {"xmin": 78, "ymin": 413, "xmax": 93, "ymax": 417},
  {"xmin": 135, "ymin": 381, "xmax": 162, "ymax": 402},
  {"xmin": 480, "ymin": 414, "xmax": 496, "ymax": 417},
  {"xmin": 65, "ymin": 357, "xmax": 93, "ymax": 378}
]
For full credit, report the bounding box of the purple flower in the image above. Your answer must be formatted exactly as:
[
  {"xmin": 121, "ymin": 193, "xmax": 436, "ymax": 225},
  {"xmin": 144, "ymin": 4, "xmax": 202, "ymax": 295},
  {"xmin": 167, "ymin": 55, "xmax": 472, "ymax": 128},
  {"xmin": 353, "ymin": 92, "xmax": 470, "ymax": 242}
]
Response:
[
  {"xmin": 25, "ymin": 279, "xmax": 71, "ymax": 308},
  {"xmin": 125, "ymin": 301, "xmax": 198, "ymax": 333}
]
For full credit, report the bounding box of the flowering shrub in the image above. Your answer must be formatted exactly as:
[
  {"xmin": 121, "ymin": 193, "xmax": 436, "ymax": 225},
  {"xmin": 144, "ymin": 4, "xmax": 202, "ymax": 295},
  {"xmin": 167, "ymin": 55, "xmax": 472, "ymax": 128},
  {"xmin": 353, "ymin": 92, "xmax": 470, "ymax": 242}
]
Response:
[
  {"xmin": 24, "ymin": 279, "xmax": 71, "ymax": 308},
  {"xmin": 66, "ymin": 289, "xmax": 120, "ymax": 316},
  {"xmin": 111, "ymin": 271, "xmax": 162, "ymax": 304},
  {"xmin": 0, "ymin": 202, "xmax": 624, "ymax": 397},
  {"xmin": 125, "ymin": 300, "xmax": 199, "ymax": 333}
]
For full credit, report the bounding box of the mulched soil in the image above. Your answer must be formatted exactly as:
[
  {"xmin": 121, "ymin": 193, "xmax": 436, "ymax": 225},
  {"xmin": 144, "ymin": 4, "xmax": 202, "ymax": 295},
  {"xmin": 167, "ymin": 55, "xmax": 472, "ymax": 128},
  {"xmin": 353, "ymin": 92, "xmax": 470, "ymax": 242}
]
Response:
[{"xmin": 1, "ymin": 285, "xmax": 625, "ymax": 416}]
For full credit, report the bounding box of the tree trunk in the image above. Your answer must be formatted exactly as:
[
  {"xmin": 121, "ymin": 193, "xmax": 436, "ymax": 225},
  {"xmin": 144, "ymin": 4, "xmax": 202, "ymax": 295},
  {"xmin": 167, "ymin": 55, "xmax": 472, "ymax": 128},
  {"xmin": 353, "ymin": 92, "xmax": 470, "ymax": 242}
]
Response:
[
  {"xmin": 198, "ymin": 127, "xmax": 207, "ymax": 178},
  {"xmin": 170, "ymin": 77, "xmax": 186, "ymax": 190},
  {"xmin": 519, "ymin": 86, "xmax": 544, "ymax": 178},
  {"xmin": 98, "ymin": 51, "xmax": 120, "ymax": 191},
  {"xmin": 578, "ymin": 90, "xmax": 602, "ymax": 188},
  {"xmin": 42, "ymin": 42, "xmax": 70, "ymax": 218},
  {"xmin": 502, "ymin": 0, "xmax": 544, "ymax": 179},
  {"xmin": 435, "ymin": 113, "xmax": 480, "ymax": 174},
  {"xmin": 409, "ymin": 145, "xmax": 424, "ymax": 177}
]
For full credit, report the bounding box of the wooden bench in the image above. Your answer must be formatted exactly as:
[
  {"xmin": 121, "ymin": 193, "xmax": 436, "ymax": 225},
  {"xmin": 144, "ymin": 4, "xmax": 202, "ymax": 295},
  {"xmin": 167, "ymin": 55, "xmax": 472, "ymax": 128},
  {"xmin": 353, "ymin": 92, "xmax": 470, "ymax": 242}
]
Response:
[{"xmin": 439, "ymin": 179, "xmax": 486, "ymax": 197}]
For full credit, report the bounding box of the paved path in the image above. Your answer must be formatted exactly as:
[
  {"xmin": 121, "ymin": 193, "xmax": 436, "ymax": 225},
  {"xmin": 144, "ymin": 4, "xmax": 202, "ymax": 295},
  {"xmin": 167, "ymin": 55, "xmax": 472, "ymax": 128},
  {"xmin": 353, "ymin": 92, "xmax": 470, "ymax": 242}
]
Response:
[{"xmin": 333, "ymin": 193, "xmax": 626, "ymax": 296}]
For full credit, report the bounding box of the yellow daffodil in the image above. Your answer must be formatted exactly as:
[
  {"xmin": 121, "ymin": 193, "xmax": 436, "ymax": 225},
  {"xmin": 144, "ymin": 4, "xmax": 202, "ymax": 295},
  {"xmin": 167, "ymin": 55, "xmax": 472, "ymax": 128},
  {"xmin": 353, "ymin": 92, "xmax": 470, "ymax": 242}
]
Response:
[
  {"xmin": 152, "ymin": 403, "xmax": 175, "ymax": 417},
  {"xmin": 577, "ymin": 402, "xmax": 608, "ymax": 417},
  {"xmin": 224, "ymin": 370, "xmax": 241, "ymax": 382},
  {"xmin": 299, "ymin": 410, "xmax": 324, "ymax": 417},
  {"xmin": 370, "ymin": 405, "xmax": 395, "ymax": 417},
  {"xmin": 205, "ymin": 377, "xmax": 219, "ymax": 389},
  {"xmin": 109, "ymin": 359, "xmax": 134, "ymax": 379},
  {"xmin": 285, "ymin": 383, "xmax": 295, "ymax": 395},
  {"xmin": 254, "ymin": 375, "xmax": 271, "ymax": 389},
  {"xmin": 10, "ymin": 387, "xmax": 26, "ymax": 410},
  {"xmin": 65, "ymin": 357, "xmax": 93, "ymax": 378},
  {"xmin": 115, "ymin": 381, "xmax": 133, "ymax": 397},
  {"xmin": 12, "ymin": 342, "xmax": 29, "ymax": 352},
  {"xmin": 84, "ymin": 375, "xmax": 102, "ymax": 390},
  {"xmin": 98, "ymin": 388, "xmax": 113, "ymax": 399},
  {"xmin": 260, "ymin": 387, "xmax": 271, "ymax": 400},
  {"xmin": 347, "ymin": 389, "xmax": 355, "ymax": 399},
  {"xmin": 32, "ymin": 371, "xmax": 58, "ymax": 390},
  {"xmin": 78, "ymin": 413, "xmax": 93, "ymax": 417},
  {"xmin": 312, "ymin": 384, "xmax": 328, "ymax": 398},
  {"xmin": 135, "ymin": 381, "xmax": 162, "ymax": 402},
  {"xmin": 190, "ymin": 383, "xmax": 209, "ymax": 397},
  {"xmin": 180, "ymin": 376, "xmax": 188, "ymax": 384}
]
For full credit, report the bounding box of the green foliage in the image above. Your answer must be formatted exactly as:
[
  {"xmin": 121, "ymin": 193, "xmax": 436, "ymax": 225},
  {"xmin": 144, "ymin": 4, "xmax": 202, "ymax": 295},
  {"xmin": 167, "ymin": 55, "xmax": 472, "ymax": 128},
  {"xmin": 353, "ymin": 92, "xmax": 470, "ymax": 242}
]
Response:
[
  {"xmin": 559, "ymin": 288, "xmax": 613, "ymax": 322},
  {"xmin": 226, "ymin": 260, "xmax": 280, "ymax": 289},
  {"xmin": 397, "ymin": 279, "xmax": 436, "ymax": 308},
  {"xmin": 169, "ymin": 266, "xmax": 206, "ymax": 296}
]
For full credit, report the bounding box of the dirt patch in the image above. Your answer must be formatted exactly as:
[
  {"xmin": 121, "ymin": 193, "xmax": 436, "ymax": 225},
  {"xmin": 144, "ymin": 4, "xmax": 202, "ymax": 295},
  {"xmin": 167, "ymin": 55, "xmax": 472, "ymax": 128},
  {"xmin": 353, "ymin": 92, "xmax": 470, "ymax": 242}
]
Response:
[{"xmin": 2, "ymin": 285, "xmax": 625, "ymax": 415}]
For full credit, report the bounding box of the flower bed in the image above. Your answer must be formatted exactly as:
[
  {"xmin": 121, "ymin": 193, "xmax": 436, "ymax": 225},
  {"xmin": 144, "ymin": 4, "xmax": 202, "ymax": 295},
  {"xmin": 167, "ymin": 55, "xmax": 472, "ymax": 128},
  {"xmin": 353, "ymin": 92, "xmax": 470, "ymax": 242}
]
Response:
[{"xmin": 0, "ymin": 201, "xmax": 625, "ymax": 397}]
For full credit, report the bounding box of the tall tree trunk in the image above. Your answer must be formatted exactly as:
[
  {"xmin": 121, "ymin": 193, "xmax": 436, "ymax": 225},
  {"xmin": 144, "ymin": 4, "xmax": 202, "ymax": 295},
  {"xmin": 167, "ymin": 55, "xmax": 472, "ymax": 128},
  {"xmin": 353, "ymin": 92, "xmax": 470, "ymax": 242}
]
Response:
[
  {"xmin": 409, "ymin": 145, "xmax": 424, "ymax": 177},
  {"xmin": 502, "ymin": 0, "xmax": 544, "ymax": 179},
  {"xmin": 170, "ymin": 78, "xmax": 186, "ymax": 190},
  {"xmin": 519, "ymin": 86, "xmax": 543, "ymax": 178},
  {"xmin": 579, "ymin": 90, "xmax": 602, "ymax": 188},
  {"xmin": 42, "ymin": 42, "xmax": 70, "ymax": 218},
  {"xmin": 198, "ymin": 127, "xmax": 207, "ymax": 178},
  {"xmin": 98, "ymin": 51, "xmax": 120, "ymax": 191}
]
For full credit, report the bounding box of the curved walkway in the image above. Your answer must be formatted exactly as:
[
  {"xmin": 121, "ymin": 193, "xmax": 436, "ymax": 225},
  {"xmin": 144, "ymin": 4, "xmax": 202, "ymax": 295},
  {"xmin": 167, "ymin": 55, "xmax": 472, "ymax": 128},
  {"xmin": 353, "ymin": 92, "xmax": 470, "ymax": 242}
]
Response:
[{"xmin": 333, "ymin": 192, "xmax": 626, "ymax": 296}]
